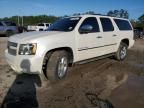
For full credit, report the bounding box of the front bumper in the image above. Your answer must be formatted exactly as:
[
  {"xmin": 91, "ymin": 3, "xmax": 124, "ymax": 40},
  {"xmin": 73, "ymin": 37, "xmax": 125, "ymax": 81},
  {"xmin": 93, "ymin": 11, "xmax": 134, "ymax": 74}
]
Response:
[{"xmin": 5, "ymin": 49, "xmax": 43, "ymax": 74}]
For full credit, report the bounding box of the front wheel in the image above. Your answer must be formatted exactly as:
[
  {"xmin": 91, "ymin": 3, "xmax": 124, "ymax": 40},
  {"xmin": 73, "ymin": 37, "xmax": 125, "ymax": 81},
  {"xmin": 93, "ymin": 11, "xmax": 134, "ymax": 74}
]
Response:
[
  {"xmin": 115, "ymin": 42, "xmax": 128, "ymax": 61},
  {"xmin": 45, "ymin": 51, "xmax": 69, "ymax": 82}
]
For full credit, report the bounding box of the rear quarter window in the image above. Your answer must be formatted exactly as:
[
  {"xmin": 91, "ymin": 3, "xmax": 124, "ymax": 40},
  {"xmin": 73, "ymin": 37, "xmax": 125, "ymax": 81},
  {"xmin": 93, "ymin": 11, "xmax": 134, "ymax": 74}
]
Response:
[{"xmin": 114, "ymin": 19, "xmax": 132, "ymax": 30}]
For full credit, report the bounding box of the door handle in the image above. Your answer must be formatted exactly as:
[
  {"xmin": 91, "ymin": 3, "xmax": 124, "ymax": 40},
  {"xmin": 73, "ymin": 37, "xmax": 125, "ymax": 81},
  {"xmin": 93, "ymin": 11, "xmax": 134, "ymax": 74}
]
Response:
[
  {"xmin": 113, "ymin": 34, "xmax": 117, "ymax": 37},
  {"xmin": 97, "ymin": 36, "xmax": 102, "ymax": 38}
]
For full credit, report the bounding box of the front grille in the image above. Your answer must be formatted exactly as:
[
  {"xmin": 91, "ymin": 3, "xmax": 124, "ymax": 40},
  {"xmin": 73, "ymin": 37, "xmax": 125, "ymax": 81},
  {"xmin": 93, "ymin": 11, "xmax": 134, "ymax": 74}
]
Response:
[{"xmin": 8, "ymin": 41, "xmax": 18, "ymax": 56}]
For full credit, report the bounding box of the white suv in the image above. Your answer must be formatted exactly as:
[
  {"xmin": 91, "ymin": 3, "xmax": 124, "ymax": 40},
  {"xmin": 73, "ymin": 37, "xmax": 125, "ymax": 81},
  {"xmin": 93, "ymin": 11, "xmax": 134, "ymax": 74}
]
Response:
[
  {"xmin": 36, "ymin": 23, "xmax": 51, "ymax": 31},
  {"xmin": 27, "ymin": 23, "xmax": 51, "ymax": 31},
  {"xmin": 5, "ymin": 15, "xmax": 134, "ymax": 81}
]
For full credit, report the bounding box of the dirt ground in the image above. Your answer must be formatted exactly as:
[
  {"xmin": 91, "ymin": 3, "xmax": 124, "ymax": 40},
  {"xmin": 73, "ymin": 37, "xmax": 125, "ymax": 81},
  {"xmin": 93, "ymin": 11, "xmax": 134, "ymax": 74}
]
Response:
[{"xmin": 0, "ymin": 37, "xmax": 144, "ymax": 108}]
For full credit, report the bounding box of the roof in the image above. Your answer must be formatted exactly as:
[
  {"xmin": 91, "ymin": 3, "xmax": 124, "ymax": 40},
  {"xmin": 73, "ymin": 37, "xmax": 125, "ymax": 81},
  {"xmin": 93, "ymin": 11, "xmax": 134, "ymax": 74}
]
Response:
[{"xmin": 70, "ymin": 14, "xmax": 128, "ymax": 20}]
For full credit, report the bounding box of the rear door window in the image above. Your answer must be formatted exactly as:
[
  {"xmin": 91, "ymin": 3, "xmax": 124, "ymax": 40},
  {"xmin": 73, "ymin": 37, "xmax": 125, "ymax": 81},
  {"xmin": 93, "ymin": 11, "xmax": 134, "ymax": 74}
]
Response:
[
  {"xmin": 100, "ymin": 18, "xmax": 114, "ymax": 32},
  {"xmin": 114, "ymin": 19, "xmax": 132, "ymax": 30}
]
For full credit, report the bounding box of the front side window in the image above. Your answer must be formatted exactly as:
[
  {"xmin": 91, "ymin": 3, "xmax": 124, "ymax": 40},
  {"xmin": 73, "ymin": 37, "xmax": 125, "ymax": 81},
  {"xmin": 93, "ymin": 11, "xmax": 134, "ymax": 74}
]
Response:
[
  {"xmin": 114, "ymin": 19, "xmax": 132, "ymax": 30},
  {"xmin": 48, "ymin": 17, "xmax": 81, "ymax": 32},
  {"xmin": 79, "ymin": 17, "xmax": 100, "ymax": 33},
  {"xmin": 100, "ymin": 18, "xmax": 114, "ymax": 32}
]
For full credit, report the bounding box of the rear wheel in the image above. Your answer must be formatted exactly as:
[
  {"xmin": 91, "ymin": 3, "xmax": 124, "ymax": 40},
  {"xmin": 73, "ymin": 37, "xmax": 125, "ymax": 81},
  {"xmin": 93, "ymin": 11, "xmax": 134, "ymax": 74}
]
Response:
[
  {"xmin": 115, "ymin": 42, "xmax": 128, "ymax": 61},
  {"xmin": 45, "ymin": 51, "xmax": 69, "ymax": 82}
]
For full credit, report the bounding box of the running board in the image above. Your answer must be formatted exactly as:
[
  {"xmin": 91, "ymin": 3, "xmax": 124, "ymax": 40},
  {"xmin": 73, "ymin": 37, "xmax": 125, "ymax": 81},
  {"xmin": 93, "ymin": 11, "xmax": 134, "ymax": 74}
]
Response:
[{"xmin": 75, "ymin": 53, "xmax": 115, "ymax": 65}]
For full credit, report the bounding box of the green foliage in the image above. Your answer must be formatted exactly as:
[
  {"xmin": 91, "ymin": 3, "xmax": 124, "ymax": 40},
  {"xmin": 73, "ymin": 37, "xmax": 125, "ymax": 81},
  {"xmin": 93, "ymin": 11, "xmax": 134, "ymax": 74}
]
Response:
[
  {"xmin": 138, "ymin": 14, "xmax": 144, "ymax": 22},
  {"xmin": 107, "ymin": 9, "xmax": 129, "ymax": 19},
  {"xmin": 72, "ymin": 11, "xmax": 100, "ymax": 16},
  {"xmin": 0, "ymin": 12, "xmax": 143, "ymax": 29},
  {"xmin": 138, "ymin": 14, "xmax": 144, "ymax": 28},
  {"xmin": 130, "ymin": 14, "xmax": 144, "ymax": 29},
  {"xmin": 0, "ymin": 15, "xmax": 59, "ymax": 26}
]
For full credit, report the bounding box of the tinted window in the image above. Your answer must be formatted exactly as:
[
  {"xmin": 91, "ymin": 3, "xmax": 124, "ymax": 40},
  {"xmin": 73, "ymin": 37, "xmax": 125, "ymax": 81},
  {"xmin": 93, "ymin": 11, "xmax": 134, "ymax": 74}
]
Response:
[
  {"xmin": 46, "ymin": 24, "xmax": 49, "ymax": 27},
  {"xmin": 48, "ymin": 17, "xmax": 81, "ymax": 32},
  {"xmin": 5, "ymin": 22, "xmax": 16, "ymax": 26},
  {"xmin": 38, "ymin": 24, "xmax": 44, "ymax": 26},
  {"xmin": 100, "ymin": 18, "xmax": 114, "ymax": 32},
  {"xmin": 114, "ymin": 19, "xmax": 132, "ymax": 30},
  {"xmin": 80, "ymin": 17, "xmax": 100, "ymax": 32}
]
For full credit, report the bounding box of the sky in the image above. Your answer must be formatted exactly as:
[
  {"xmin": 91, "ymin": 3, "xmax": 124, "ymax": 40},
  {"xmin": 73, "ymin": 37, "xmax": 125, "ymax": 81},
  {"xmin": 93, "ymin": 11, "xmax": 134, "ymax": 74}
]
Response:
[{"xmin": 0, "ymin": 0, "xmax": 144, "ymax": 19}]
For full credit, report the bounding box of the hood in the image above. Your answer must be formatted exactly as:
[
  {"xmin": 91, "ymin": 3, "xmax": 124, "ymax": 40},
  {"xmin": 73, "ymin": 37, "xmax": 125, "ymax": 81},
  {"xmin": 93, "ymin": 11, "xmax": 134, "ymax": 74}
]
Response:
[{"xmin": 9, "ymin": 31, "xmax": 64, "ymax": 43}]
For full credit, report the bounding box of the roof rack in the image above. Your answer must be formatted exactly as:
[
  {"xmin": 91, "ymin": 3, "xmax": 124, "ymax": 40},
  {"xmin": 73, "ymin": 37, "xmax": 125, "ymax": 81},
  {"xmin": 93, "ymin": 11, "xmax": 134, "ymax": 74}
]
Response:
[{"xmin": 83, "ymin": 13, "xmax": 111, "ymax": 17}]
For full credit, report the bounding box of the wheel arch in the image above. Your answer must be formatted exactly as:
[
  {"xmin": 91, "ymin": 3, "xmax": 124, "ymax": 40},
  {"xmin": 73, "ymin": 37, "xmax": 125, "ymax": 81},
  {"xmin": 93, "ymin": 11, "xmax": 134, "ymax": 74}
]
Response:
[
  {"xmin": 42, "ymin": 47, "xmax": 74, "ymax": 78},
  {"xmin": 45, "ymin": 47, "xmax": 74, "ymax": 62},
  {"xmin": 121, "ymin": 38, "xmax": 129, "ymax": 47}
]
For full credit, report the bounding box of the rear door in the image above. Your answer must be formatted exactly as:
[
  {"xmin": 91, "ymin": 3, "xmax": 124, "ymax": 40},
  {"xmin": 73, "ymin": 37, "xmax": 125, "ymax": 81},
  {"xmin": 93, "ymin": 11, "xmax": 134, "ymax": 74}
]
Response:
[{"xmin": 99, "ymin": 17, "xmax": 117, "ymax": 54}]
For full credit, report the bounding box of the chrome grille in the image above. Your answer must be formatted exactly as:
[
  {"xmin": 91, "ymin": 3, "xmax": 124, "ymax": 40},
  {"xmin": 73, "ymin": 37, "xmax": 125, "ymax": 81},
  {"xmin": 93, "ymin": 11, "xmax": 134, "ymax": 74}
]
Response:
[{"xmin": 8, "ymin": 41, "xmax": 18, "ymax": 56}]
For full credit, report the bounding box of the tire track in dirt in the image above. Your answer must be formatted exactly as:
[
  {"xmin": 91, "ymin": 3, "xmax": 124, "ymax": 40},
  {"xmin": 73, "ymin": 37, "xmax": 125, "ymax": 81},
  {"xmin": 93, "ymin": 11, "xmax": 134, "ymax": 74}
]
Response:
[{"xmin": 37, "ymin": 59, "xmax": 117, "ymax": 108}]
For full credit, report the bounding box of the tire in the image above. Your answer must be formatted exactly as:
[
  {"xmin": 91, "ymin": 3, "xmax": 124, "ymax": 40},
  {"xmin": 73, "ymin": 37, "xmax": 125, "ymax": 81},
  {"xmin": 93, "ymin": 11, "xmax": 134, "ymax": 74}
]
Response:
[
  {"xmin": 45, "ymin": 51, "xmax": 69, "ymax": 82},
  {"xmin": 115, "ymin": 42, "xmax": 128, "ymax": 61}
]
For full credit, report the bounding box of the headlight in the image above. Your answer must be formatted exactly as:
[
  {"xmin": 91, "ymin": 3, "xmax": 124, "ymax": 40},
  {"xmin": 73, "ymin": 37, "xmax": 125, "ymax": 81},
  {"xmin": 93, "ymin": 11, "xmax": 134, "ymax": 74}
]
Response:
[{"xmin": 19, "ymin": 43, "xmax": 37, "ymax": 55}]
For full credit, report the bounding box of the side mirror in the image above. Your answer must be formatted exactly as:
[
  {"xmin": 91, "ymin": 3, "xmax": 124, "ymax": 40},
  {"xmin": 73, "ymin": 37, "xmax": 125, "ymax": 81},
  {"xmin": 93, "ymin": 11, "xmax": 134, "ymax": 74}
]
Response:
[{"xmin": 79, "ymin": 25, "xmax": 93, "ymax": 34}]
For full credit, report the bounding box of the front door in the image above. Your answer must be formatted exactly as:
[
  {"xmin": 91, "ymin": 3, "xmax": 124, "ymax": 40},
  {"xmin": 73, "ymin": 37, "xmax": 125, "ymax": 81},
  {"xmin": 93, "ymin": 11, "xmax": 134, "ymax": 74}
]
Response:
[{"xmin": 77, "ymin": 17, "xmax": 104, "ymax": 61}]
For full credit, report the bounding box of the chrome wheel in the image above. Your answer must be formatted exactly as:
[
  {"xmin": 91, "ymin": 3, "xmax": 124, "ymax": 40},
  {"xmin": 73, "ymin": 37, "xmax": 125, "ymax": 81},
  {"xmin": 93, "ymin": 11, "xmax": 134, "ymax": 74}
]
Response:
[
  {"xmin": 120, "ymin": 46, "xmax": 127, "ymax": 59},
  {"xmin": 57, "ymin": 57, "xmax": 68, "ymax": 78}
]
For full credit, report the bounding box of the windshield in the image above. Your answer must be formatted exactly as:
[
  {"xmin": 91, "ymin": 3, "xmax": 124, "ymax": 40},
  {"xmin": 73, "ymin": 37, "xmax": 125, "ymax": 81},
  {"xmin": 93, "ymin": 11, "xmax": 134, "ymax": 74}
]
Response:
[
  {"xmin": 5, "ymin": 22, "xmax": 16, "ymax": 26},
  {"xmin": 48, "ymin": 17, "xmax": 81, "ymax": 32}
]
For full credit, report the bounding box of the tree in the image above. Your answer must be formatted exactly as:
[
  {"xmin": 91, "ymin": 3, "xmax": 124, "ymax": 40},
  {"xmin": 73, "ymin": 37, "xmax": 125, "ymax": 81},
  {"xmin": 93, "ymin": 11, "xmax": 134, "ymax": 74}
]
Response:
[
  {"xmin": 84, "ymin": 11, "xmax": 95, "ymax": 15},
  {"xmin": 138, "ymin": 14, "xmax": 144, "ymax": 22},
  {"xmin": 107, "ymin": 10, "xmax": 114, "ymax": 17},
  {"xmin": 130, "ymin": 19, "xmax": 137, "ymax": 28},
  {"xmin": 107, "ymin": 9, "xmax": 129, "ymax": 19},
  {"xmin": 138, "ymin": 14, "xmax": 144, "ymax": 28},
  {"xmin": 0, "ymin": 15, "xmax": 59, "ymax": 26},
  {"xmin": 73, "ymin": 13, "xmax": 81, "ymax": 16}
]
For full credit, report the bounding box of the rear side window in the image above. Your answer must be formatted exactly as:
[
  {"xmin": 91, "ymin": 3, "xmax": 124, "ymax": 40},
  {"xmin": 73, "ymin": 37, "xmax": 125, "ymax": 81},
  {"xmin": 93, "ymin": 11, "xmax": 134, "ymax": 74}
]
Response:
[
  {"xmin": 100, "ymin": 18, "xmax": 114, "ymax": 32},
  {"xmin": 114, "ymin": 19, "xmax": 132, "ymax": 30},
  {"xmin": 80, "ymin": 17, "xmax": 100, "ymax": 32}
]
